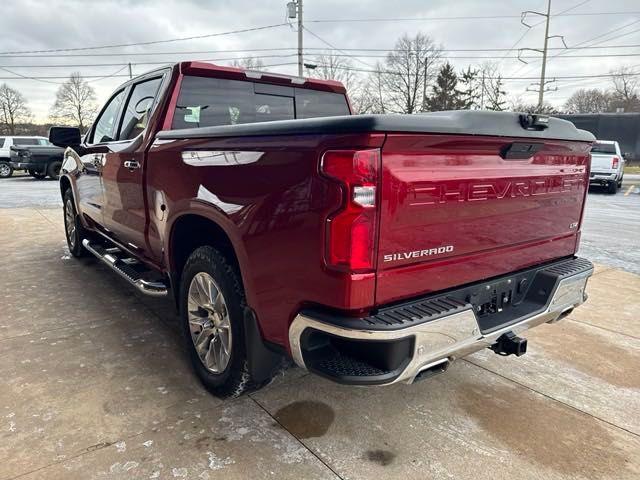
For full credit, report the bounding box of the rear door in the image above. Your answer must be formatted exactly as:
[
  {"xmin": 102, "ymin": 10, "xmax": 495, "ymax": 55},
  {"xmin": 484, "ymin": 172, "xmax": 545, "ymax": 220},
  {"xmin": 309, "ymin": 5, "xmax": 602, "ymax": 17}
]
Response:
[
  {"xmin": 100, "ymin": 74, "xmax": 164, "ymax": 256},
  {"xmin": 375, "ymin": 134, "xmax": 590, "ymax": 305}
]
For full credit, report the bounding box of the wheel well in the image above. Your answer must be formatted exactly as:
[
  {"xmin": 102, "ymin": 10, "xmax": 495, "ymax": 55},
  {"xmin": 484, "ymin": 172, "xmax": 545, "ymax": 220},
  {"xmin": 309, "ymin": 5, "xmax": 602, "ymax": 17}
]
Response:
[
  {"xmin": 59, "ymin": 176, "xmax": 71, "ymax": 199},
  {"xmin": 170, "ymin": 214, "xmax": 243, "ymax": 290}
]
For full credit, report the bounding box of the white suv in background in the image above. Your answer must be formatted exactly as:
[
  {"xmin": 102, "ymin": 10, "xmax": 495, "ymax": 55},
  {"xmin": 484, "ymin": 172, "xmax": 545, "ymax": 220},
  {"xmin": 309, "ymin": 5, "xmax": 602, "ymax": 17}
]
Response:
[
  {"xmin": 589, "ymin": 140, "xmax": 625, "ymax": 194},
  {"xmin": 0, "ymin": 136, "xmax": 49, "ymax": 178}
]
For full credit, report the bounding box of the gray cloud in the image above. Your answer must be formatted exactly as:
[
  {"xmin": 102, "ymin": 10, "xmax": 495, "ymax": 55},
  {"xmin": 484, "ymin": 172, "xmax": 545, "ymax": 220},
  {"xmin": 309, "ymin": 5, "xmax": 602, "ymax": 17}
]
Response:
[{"xmin": 0, "ymin": 0, "xmax": 637, "ymax": 120}]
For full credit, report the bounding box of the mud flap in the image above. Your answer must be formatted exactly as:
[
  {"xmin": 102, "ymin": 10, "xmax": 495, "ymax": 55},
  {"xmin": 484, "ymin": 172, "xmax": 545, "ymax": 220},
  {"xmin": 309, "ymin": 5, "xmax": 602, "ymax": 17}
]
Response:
[{"xmin": 243, "ymin": 307, "xmax": 285, "ymax": 383}]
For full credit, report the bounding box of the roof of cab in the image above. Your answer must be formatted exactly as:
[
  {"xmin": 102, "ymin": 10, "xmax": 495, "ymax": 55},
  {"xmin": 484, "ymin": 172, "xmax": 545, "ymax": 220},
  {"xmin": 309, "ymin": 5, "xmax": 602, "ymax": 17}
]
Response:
[{"xmin": 178, "ymin": 61, "xmax": 346, "ymax": 94}]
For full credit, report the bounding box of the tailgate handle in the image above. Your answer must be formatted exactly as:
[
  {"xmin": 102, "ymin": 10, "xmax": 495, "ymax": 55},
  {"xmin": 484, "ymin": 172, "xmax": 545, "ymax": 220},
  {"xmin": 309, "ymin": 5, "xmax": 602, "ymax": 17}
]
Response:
[{"xmin": 500, "ymin": 142, "xmax": 544, "ymax": 160}]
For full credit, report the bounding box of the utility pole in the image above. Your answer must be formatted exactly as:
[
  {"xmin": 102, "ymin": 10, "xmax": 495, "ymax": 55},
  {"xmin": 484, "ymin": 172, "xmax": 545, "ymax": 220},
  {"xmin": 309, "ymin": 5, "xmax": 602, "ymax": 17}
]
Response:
[
  {"xmin": 287, "ymin": 0, "xmax": 304, "ymax": 76},
  {"xmin": 518, "ymin": 1, "xmax": 566, "ymax": 110},
  {"xmin": 297, "ymin": 0, "xmax": 303, "ymax": 77},
  {"xmin": 128, "ymin": 63, "xmax": 132, "ymax": 79},
  {"xmin": 538, "ymin": 0, "xmax": 551, "ymax": 109}
]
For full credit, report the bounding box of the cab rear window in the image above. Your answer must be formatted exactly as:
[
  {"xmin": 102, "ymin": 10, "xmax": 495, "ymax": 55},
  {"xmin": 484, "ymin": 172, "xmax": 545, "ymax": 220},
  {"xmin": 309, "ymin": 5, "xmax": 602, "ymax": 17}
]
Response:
[
  {"xmin": 591, "ymin": 143, "xmax": 616, "ymax": 154},
  {"xmin": 172, "ymin": 75, "xmax": 349, "ymax": 129}
]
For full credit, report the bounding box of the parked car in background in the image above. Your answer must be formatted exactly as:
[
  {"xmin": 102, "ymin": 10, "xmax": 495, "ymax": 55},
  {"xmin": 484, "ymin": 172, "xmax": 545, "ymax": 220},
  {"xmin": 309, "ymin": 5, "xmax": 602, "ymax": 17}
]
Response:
[
  {"xmin": 589, "ymin": 140, "xmax": 624, "ymax": 193},
  {"xmin": 7, "ymin": 137, "xmax": 64, "ymax": 180}
]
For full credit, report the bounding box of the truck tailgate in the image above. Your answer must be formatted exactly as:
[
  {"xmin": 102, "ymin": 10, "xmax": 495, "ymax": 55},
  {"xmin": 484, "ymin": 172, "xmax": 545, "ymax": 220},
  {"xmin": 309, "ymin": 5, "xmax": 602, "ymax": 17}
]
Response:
[
  {"xmin": 376, "ymin": 134, "xmax": 591, "ymax": 305},
  {"xmin": 590, "ymin": 153, "xmax": 614, "ymax": 172}
]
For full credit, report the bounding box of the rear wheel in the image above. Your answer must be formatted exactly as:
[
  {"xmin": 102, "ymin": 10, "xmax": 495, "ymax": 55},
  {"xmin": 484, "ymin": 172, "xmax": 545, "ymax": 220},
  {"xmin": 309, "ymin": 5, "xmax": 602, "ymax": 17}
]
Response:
[
  {"xmin": 607, "ymin": 181, "xmax": 618, "ymax": 194},
  {"xmin": 63, "ymin": 189, "xmax": 87, "ymax": 257},
  {"xmin": 48, "ymin": 161, "xmax": 62, "ymax": 180},
  {"xmin": 0, "ymin": 161, "xmax": 12, "ymax": 178},
  {"xmin": 180, "ymin": 246, "xmax": 259, "ymax": 398}
]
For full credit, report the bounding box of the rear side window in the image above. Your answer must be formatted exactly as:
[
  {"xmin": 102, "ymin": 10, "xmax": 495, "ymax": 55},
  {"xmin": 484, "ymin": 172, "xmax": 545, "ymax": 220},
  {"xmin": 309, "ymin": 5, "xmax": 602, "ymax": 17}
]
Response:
[
  {"xmin": 13, "ymin": 138, "xmax": 38, "ymax": 146},
  {"xmin": 172, "ymin": 75, "xmax": 348, "ymax": 129},
  {"xmin": 591, "ymin": 143, "xmax": 616, "ymax": 154},
  {"xmin": 0, "ymin": 138, "xmax": 5, "ymax": 148},
  {"xmin": 119, "ymin": 77, "xmax": 163, "ymax": 140}
]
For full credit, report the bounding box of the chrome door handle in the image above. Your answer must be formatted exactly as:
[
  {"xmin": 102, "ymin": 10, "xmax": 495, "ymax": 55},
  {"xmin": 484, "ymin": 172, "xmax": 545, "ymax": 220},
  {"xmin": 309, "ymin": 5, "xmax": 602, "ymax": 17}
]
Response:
[{"xmin": 123, "ymin": 160, "xmax": 140, "ymax": 170}]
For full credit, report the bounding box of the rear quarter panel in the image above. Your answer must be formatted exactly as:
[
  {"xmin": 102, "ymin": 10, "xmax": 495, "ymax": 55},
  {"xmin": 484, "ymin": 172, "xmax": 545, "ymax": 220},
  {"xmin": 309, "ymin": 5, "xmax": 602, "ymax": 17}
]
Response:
[{"xmin": 146, "ymin": 133, "xmax": 384, "ymax": 346}]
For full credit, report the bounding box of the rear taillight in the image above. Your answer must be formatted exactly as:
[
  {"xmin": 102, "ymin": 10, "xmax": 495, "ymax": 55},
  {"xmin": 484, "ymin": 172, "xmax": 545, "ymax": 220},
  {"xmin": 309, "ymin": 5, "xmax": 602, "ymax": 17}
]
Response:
[
  {"xmin": 321, "ymin": 149, "xmax": 380, "ymax": 272},
  {"xmin": 612, "ymin": 156, "xmax": 619, "ymax": 169}
]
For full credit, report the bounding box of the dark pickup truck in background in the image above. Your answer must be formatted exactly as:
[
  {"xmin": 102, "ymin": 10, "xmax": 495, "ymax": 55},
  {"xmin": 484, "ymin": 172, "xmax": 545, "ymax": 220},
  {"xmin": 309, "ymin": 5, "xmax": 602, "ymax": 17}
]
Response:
[
  {"xmin": 10, "ymin": 139, "xmax": 64, "ymax": 180},
  {"xmin": 50, "ymin": 61, "xmax": 595, "ymax": 398}
]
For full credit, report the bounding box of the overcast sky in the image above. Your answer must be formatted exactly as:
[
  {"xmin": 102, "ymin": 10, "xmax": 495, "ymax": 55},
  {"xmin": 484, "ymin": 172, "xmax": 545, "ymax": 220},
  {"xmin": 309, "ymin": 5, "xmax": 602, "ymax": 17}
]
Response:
[{"xmin": 0, "ymin": 0, "xmax": 638, "ymax": 121}]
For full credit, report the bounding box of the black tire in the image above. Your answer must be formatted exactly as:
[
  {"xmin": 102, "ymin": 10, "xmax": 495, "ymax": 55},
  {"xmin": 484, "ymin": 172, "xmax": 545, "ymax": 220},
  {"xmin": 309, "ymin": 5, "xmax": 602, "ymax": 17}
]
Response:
[
  {"xmin": 29, "ymin": 169, "xmax": 47, "ymax": 180},
  {"xmin": 47, "ymin": 161, "xmax": 62, "ymax": 180},
  {"xmin": 0, "ymin": 161, "xmax": 13, "ymax": 178},
  {"xmin": 179, "ymin": 246, "xmax": 258, "ymax": 398},
  {"xmin": 607, "ymin": 181, "xmax": 618, "ymax": 194},
  {"xmin": 63, "ymin": 189, "xmax": 87, "ymax": 257}
]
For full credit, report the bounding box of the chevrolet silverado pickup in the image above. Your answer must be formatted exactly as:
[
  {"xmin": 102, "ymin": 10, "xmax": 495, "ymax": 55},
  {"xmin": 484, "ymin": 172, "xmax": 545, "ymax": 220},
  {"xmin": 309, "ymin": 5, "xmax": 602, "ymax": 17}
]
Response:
[
  {"xmin": 50, "ymin": 62, "xmax": 595, "ymax": 397},
  {"xmin": 589, "ymin": 140, "xmax": 624, "ymax": 193}
]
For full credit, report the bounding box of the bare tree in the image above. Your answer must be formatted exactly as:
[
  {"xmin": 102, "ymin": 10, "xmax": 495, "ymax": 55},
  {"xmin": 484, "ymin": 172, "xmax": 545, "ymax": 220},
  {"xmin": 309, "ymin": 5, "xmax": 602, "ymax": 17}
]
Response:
[
  {"xmin": 380, "ymin": 33, "xmax": 442, "ymax": 113},
  {"xmin": 50, "ymin": 73, "xmax": 98, "ymax": 131},
  {"xmin": 564, "ymin": 88, "xmax": 612, "ymax": 113},
  {"xmin": 610, "ymin": 66, "xmax": 640, "ymax": 112},
  {"xmin": 510, "ymin": 98, "xmax": 558, "ymax": 114},
  {"xmin": 310, "ymin": 54, "xmax": 358, "ymax": 91},
  {"xmin": 479, "ymin": 62, "xmax": 507, "ymax": 111},
  {"xmin": 231, "ymin": 56, "xmax": 266, "ymax": 70},
  {"xmin": 0, "ymin": 84, "xmax": 31, "ymax": 134},
  {"xmin": 353, "ymin": 63, "xmax": 387, "ymax": 114}
]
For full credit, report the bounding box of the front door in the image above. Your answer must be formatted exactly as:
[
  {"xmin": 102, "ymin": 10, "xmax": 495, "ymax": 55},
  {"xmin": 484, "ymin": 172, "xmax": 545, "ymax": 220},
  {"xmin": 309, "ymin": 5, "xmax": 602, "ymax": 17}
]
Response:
[{"xmin": 76, "ymin": 89, "xmax": 126, "ymax": 227}]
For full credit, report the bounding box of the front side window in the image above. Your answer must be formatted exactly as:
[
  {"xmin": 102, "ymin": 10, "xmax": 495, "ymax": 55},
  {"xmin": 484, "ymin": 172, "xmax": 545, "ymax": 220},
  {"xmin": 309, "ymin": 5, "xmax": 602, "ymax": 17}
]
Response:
[
  {"xmin": 0, "ymin": 138, "xmax": 5, "ymax": 148},
  {"xmin": 91, "ymin": 90, "xmax": 125, "ymax": 143},
  {"xmin": 14, "ymin": 138, "xmax": 39, "ymax": 146},
  {"xmin": 119, "ymin": 77, "xmax": 163, "ymax": 140}
]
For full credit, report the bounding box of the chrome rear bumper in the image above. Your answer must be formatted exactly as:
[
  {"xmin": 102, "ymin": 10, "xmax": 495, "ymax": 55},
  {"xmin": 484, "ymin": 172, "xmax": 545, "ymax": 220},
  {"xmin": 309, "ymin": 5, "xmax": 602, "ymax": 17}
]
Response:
[{"xmin": 288, "ymin": 260, "xmax": 592, "ymax": 385}]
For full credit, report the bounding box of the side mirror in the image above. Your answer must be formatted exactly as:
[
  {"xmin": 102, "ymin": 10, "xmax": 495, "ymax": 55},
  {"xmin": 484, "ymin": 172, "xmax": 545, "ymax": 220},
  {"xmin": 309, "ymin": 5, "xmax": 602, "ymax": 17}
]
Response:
[
  {"xmin": 622, "ymin": 152, "xmax": 631, "ymax": 161},
  {"xmin": 49, "ymin": 126, "xmax": 81, "ymax": 148}
]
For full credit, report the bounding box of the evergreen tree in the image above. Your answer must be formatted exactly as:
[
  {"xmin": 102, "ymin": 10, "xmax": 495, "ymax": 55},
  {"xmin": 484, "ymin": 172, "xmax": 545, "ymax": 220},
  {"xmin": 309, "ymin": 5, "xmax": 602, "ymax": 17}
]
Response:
[
  {"xmin": 426, "ymin": 62, "xmax": 464, "ymax": 111},
  {"xmin": 458, "ymin": 67, "xmax": 480, "ymax": 109}
]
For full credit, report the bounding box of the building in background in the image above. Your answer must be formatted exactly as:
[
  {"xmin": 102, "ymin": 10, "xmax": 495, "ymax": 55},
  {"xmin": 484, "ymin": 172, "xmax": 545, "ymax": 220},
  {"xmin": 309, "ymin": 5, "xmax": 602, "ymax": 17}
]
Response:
[{"xmin": 556, "ymin": 113, "xmax": 640, "ymax": 163}]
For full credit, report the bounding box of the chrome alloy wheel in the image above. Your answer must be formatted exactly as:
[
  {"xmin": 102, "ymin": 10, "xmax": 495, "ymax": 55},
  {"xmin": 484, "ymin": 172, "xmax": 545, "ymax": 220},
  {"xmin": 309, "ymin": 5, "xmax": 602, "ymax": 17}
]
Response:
[
  {"xmin": 187, "ymin": 272, "xmax": 232, "ymax": 373},
  {"xmin": 0, "ymin": 163, "xmax": 10, "ymax": 177},
  {"xmin": 64, "ymin": 199, "xmax": 76, "ymax": 249}
]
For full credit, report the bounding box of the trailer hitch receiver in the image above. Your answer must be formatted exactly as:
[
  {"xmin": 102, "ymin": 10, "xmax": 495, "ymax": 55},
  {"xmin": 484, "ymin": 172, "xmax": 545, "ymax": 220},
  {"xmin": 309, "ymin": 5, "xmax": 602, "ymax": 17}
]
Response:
[{"xmin": 490, "ymin": 331, "xmax": 528, "ymax": 357}]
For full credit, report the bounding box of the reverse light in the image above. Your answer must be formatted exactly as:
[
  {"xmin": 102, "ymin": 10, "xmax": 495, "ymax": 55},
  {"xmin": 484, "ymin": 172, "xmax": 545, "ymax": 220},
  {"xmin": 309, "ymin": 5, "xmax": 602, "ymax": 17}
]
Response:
[
  {"xmin": 612, "ymin": 156, "xmax": 619, "ymax": 169},
  {"xmin": 321, "ymin": 149, "xmax": 380, "ymax": 272}
]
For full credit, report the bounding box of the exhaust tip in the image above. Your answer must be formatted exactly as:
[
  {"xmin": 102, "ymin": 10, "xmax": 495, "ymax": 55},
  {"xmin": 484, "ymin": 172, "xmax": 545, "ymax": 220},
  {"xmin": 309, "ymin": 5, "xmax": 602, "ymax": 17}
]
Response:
[{"xmin": 412, "ymin": 359, "xmax": 450, "ymax": 383}]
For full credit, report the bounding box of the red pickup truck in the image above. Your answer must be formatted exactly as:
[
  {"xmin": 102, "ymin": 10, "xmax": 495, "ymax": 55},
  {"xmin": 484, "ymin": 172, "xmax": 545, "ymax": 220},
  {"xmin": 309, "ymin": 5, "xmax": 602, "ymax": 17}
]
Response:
[{"xmin": 50, "ymin": 61, "xmax": 595, "ymax": 397}]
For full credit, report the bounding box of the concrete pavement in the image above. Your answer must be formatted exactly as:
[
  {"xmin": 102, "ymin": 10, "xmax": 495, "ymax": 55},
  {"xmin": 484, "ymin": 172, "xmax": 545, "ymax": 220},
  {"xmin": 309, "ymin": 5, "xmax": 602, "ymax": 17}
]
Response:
[{"xmin": 1, "ymin": 206, "xmax": 639, "ymax": 480}]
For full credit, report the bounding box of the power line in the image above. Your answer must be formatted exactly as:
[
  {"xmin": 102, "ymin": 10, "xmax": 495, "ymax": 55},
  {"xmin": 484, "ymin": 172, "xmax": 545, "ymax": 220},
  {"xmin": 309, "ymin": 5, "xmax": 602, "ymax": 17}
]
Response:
[
  {"xmin": 3, "ymin": 65, "xmax": 629, "ymax": 81},
  {"xmin": 2, "ymin": 51, "xmax": 639, "ymax": 70},
  {"xmin": 305, "ymin": 11, "xmax": 640, "ymax": 23},
  {"xmin": 0, "ymin": 23, "xmax": 288, "ymax": 56},
  {"xmin": 0, "ymin": 43, "xmax": 636, "ymax": 59}
]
